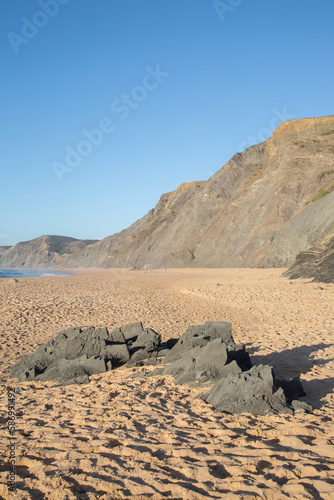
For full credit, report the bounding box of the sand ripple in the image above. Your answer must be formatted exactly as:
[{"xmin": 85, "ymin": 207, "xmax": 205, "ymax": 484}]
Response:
[{"xmin": 0, "ymin": 268, "xmax": 333, "ymax": 499}]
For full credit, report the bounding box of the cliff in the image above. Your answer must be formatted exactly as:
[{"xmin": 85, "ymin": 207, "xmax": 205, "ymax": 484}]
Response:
[
  {"xmin": 1, "ymin": 116, "xmax": 334, "ymax": 270},
  {"xmin": 0, "ymin": 236, "xmax": 97, "ymax": 268}
]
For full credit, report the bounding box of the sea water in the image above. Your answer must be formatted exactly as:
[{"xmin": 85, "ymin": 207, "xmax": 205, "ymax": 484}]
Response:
[{"xmin": 0, "ymin": 269, "xmax": 71, "ymax": 279}]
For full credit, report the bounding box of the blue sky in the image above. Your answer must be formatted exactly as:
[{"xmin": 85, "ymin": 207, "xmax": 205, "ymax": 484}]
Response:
[{"xmin": 1, "ymin": 0, "xmax": 333, "ymax": 246}]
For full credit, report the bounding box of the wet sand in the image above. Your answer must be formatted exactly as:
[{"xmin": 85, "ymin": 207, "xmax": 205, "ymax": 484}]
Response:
[{"xmin": 0, "ymin": 268, "xmax": 333, "ymax": 499}]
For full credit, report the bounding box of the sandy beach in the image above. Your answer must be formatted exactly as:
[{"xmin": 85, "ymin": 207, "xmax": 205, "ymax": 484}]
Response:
[{"xmin": 1, "ymin": 268, "xmax": 333, "ymax": 499}]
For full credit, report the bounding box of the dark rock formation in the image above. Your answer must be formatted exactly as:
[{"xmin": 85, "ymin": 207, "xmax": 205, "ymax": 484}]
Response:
[
  {"xmin": 201, "ymin": 366, "xmax": 311, "ymax": 415},
  {"xmin": 152, "ymin": 322, "xmax": 252, "ymax": 385},
  {"xmin": 10, "ymin": 323, "xmax": 160, "ymax": 385},
  {"xmin": 11, "ymin": 321, "xmax": 310, "ymax": 415},
  {"xmin": 276, "ymin": 376, "xmax": 306, "ymax": 403},
  {"xmin": 163, "ymin": 322, "xmax": 239, "ymax": 363},
  {"xmin": 148, "ymin": 322, "xmax": 307, "ymax": 415},
  {"xmin": 283, "ymin": 236, "xmax": 334, "ymax": 283},
  {"xmin": 202, "ymin": 365, "xmax": 292, "ymax": 416}
]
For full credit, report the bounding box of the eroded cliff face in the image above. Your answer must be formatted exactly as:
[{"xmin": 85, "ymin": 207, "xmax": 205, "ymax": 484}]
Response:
[
  {"xmin": 66, "ymin": 115, "xmax": 334, "ymax": 269},
  {"xmin": 1, "ymin": 116, "xmax": 334, "ymax": 269},
  {"xmin": 283, "ymin": 235, "xmax": 334, "ymax": 283},
  {"xmin": 0, "ymin": 236, "xmax": 98, "ymax": 269},
  {"xmin": 0, "ymin": 246, "xmax": 11, "ymax": 257}
]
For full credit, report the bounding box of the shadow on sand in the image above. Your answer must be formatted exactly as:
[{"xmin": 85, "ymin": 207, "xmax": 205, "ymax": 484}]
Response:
[{"xmin": 248, "ymin": 342, "xmax": 334, "ymax": 409}]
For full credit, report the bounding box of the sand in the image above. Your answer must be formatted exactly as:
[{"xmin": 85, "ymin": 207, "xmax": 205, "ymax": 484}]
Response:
[{"xmin": 0, "ymin": 268, "xmax": 333, "ymax": 499}]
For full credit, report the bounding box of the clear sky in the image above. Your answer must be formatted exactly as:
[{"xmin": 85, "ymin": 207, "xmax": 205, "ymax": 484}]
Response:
[{"xmin": 1, "ymin": 0, "xmax": 333, "ymax": 246}]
